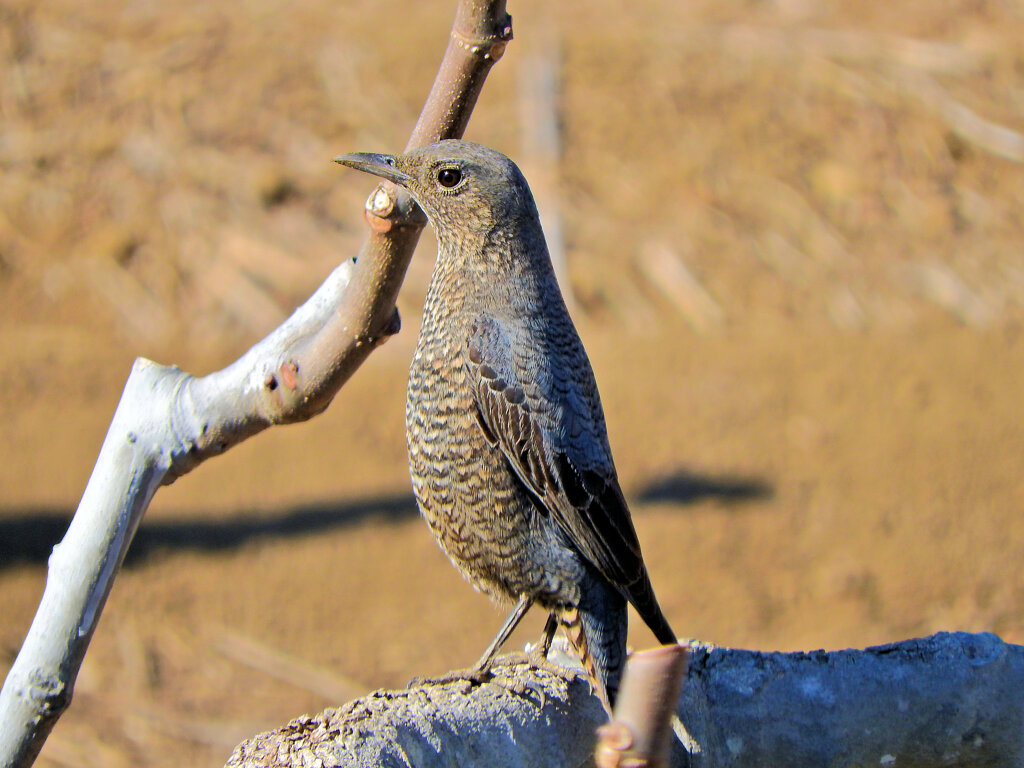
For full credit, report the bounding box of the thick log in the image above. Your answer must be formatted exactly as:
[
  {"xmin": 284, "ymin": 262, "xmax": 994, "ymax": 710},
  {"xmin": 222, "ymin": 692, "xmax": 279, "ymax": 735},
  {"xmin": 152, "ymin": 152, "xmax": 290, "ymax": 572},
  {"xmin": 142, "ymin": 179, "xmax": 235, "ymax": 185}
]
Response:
[{"xmin": 225, "ymin": 632, "xmax": 1023, "ymax": 768}]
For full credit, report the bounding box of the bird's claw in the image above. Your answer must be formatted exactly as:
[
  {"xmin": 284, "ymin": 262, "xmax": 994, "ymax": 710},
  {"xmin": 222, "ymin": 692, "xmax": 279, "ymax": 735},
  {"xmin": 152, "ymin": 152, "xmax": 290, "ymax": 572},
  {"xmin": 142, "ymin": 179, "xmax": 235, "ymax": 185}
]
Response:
[
  {"xmin": 406, "ymin": 664, "xmax": 544, "ymax": 707},
  {"xmin": 521, "ymin": 644, "xmax": 575, "ymax": 680},
  {"xmin": 407, "ymin": 666, "xmax": 493, "ymax": 691},
  {"xmin": 486, "ymin": 647, "xmax": 573, "ymax": 708},
  {"xmin": 407, "ymin": 650, "xmax": 570, "ymax": 710},
  {"xmin": 486, "ymin": 668, "xmax": 549, "ymax": 708}
]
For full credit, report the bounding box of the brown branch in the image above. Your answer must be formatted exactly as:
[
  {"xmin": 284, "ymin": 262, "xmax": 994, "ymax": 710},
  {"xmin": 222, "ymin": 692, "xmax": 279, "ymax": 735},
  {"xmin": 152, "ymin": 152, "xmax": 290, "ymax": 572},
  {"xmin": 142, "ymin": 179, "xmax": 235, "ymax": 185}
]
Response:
[
  {"xmin": 596, "ymin": 645, "xmax": 689, "ymax": 768},
  {"xmin": 281, "ymin": 0, "xmax": 512, "ymax": 422},
  {"xmin": 177, "ymin": 0, "xmax": 513, "ymax": 449}
]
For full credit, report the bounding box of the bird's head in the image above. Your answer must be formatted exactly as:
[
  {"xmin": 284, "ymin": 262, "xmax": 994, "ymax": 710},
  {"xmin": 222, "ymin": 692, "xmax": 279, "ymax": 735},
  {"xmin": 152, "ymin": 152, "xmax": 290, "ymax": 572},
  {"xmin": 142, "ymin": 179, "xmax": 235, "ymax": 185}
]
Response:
[{"xmin": 335, "ymin": 140, "xmax": 536, "ymax": 239}]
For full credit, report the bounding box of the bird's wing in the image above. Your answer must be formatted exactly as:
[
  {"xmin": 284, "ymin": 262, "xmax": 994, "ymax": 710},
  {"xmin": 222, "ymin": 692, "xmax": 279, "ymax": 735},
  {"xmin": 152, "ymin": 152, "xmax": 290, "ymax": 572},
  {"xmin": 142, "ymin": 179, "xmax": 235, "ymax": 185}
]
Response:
[{"xmin": 465, "ymin": 316, "xmax": 646, "ymax": 590}]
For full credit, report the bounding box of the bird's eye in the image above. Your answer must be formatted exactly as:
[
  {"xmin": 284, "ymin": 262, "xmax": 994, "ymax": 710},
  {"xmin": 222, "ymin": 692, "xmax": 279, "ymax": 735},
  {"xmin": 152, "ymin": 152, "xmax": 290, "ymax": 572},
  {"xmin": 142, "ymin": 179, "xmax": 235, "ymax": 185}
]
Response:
[{"xmin": 437, "ymin": 167, "xmax": 462, "ymax": 188}]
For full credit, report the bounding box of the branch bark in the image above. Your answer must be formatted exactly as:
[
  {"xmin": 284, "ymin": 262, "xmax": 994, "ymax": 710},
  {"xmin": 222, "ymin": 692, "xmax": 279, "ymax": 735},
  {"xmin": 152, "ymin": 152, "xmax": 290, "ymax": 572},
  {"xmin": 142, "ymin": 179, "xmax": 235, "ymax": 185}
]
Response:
[
  {"xmin": 224, "ymin": 632, "xmax": 1024, "ymax": 768},
  {"xmin": 0, "ymin": 3, "xmax": 511, "ymax": 766}
]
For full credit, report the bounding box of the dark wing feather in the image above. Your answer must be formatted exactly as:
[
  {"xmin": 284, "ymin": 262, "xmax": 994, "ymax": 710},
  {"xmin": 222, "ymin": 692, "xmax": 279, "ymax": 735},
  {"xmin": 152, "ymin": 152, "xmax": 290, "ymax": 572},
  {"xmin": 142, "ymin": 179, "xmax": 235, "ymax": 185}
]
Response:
[{"xmin": 465, "ymin": 317, "xmax": 646, "ymax": 591}]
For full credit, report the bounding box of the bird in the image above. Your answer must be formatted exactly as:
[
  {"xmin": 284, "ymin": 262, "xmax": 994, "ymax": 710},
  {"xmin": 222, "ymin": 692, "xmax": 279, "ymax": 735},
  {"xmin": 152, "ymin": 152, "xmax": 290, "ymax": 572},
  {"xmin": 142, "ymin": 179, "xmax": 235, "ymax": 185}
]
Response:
[{"xmin": 336, "ymin": 140, "xmax": 676, "ymax": 712}]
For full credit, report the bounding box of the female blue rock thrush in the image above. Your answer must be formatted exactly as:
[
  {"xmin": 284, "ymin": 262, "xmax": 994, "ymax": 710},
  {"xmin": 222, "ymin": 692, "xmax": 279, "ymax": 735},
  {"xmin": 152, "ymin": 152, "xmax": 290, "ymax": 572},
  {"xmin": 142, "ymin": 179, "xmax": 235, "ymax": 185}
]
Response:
[{"xmin": 337, "ymin": 140, "xmax": 676, "ymax": 711}]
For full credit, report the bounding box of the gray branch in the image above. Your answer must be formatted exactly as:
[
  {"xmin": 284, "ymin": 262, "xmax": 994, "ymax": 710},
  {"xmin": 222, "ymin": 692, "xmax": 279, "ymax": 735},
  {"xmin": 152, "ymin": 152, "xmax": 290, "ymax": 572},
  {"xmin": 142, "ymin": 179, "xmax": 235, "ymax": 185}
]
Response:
[
  {"xmin": 0, "ymin": 262, "xmax": 359, "ymax": 767},
  {"xmin": 224, "ymin": 632, "xmax": 1024, "ymax": 768}
]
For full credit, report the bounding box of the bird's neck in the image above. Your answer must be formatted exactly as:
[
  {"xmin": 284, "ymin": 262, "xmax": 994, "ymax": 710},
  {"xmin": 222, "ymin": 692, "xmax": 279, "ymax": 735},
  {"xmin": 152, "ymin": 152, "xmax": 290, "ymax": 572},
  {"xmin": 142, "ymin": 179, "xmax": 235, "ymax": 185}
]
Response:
[
  {"xmin": 423, "ymin": 212, "xmax": 556, "ymax": 325},
  {"xmin": 439, "ymin": 209, "xmax": 549, "ymax": 277}
]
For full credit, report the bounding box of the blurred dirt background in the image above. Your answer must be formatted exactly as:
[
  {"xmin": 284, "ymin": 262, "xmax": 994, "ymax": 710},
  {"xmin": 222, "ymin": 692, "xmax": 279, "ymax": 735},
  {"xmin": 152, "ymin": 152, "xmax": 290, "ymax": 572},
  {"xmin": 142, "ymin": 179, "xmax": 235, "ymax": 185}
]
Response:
[{"xmin": 2, "ymin": 0, "xmax": 1024, "ymax": 765}]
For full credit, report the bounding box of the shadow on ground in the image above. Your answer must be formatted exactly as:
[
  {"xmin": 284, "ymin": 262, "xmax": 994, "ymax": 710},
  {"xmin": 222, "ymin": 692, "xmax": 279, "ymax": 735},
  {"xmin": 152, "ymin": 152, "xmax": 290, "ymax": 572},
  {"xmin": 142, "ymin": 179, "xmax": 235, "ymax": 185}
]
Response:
[
  {"xmin": 0, "ymin": 492, "xmax": 417, "ymax": 570},
  {"xmin": 0, "ymin": 468, "xmax": 771, "ymax": 570},
  {"xmin": 635, "ymin": 468, "xmax": 773, "ymax": 506}
]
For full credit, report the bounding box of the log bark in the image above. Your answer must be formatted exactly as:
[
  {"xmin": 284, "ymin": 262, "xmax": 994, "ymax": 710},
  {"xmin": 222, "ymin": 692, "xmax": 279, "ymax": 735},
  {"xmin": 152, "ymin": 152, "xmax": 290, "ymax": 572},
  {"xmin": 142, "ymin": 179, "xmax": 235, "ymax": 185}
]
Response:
[
  {"xmin": 0, "ymin": 3, "xmax": 511, "ymax": 767},
  {"xmin": 224, "ymin": 632, "xmax": 1024, "ymax": 768}
]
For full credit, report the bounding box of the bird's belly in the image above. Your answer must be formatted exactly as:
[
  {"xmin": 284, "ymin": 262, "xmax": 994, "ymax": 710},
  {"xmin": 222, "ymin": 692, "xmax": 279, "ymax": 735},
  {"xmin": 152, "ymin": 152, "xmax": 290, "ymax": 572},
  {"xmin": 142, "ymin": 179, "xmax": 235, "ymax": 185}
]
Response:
[{"xmin": 406, "ymin": 367, "xmax": 581, "ymax": 606}]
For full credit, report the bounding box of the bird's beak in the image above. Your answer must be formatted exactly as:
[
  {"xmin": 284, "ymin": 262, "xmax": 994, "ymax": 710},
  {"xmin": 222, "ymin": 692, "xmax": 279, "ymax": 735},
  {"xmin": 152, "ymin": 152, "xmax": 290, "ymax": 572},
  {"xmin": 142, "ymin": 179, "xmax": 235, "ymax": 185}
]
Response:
[{"xmin": 333, "ymin": 152, "xmax": 413, "ymax": 185}]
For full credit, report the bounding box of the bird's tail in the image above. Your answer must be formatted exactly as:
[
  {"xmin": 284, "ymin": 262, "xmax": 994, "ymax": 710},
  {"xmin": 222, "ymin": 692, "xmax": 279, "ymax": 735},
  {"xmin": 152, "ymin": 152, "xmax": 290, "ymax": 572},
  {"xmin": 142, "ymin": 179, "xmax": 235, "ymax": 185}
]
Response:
[
  {"xmin": 628, "ymin": 568, "xmax": 678, "ymax": 647},
  {"xmin": 560, "ymin": 576, "xmax": 628, "ymax": 713}
]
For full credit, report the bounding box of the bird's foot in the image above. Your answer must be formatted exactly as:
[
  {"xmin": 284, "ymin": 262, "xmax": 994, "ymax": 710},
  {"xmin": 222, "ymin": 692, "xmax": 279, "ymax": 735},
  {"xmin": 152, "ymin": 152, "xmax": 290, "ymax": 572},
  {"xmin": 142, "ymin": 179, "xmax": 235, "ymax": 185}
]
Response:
[
  {"xmin": 407, "ymin": 663, "xmax": 545, "ymax": 707},
  {"xmin": 485, "ymin": 664, "xmax": 550, "ymax": 707},
  {"xmin": 520, "ymin": 642, "xmax": 576, "ymax": 679},
  {"xmin": 484, "ymin": 646, "xmax": 575, "ymax": 708},
  {"xmin": 407, "ymin": 665, "xmax": 494, "ymax": 692},
  {"xmin": 407, "ymin": 651, "xmax": 571, "ymax": 709}
]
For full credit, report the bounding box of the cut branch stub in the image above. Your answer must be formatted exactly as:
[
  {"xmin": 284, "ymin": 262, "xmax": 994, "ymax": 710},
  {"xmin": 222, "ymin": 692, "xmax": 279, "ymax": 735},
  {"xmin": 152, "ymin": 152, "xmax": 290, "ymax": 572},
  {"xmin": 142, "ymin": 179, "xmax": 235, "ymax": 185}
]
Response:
[
  {"xmin": 362, "ymin": 182, "xmax": 427, "ymax": 234},
  {"xmin": 596, "ymin": 644, "xmax": 689, "ymax": 768}
]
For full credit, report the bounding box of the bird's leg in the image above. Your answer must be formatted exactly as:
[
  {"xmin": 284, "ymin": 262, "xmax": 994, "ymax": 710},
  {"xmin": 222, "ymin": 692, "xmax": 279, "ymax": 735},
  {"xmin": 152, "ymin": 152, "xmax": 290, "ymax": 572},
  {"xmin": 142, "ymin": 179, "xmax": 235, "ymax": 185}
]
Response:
[
  {"xmin": 473, "ymin": 593, "xmax": 533, "ymax": 673},
  {"xmin": 407, "ymin": 594, "xmax": 533, "ymax": 690},
  {"xmin": 522, "ymin": 611, "xmax": 577, "ymax": 678},
  {"xmin": 482, "ymin": 606, "xmax": 576, "ymax": 709},
  {"xmin": 487, "ymin": 610, "xmax": 594, "ymax": 711},
  {"xmin": 506, "ymin": 611, "xmax": 575, "ymax": 703},
  {"xmin": 535, "ymin": 612, "xmax": 558, "ymax": 658}
]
